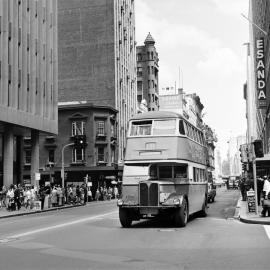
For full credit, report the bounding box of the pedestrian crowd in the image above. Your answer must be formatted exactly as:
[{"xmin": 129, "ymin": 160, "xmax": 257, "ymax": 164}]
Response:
[
  {"xmin": 0, "ymin": 183, "xmax": 119, "ymax": 213},
  {"xmin": 239, "ymin": 175, "xmax": 270, "ymax": 217}
]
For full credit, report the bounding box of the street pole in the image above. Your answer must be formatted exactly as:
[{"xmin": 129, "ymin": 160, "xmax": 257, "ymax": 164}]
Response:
[
  {"xmin": 252, "ymin": 144, "xmax": 258, "ymax": 215},
  {"xmin": 61, "ymin": 143, "xmax": 74, "ymax": 188}
]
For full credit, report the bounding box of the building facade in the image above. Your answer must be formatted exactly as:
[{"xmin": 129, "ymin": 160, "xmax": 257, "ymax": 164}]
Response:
[
  {"xmin": 247, "ymin": 0, "xmax": 270, "ymax": 152},
  {"xmin": 0, "ymin": 0, "xmax": 58, "ymax": 187},
  {"xmin": 159, "ymin": 88, "xmax": 186, "ymax": 116},
  {"xmin": 136, "ymin": 33, "xmax": 159, "ymax": 111},
  {"xmin": 58, "ymin": 0, "xmax": 137, "ymax": 164},
  {"xmin": 227, "ymin": 135, "xmax": 246, "ymax": 176},
  {"xmin": 22, "ymin": 102, "xmax": 118, "ymax": 193}
]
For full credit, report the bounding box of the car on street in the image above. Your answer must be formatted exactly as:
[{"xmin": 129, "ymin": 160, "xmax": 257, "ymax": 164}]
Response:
[{"xmin": 207, "ymin": 183, "xmax": 216, "ymax": 203}]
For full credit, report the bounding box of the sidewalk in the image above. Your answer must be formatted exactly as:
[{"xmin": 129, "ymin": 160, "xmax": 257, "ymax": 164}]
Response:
[
  {"xmin": 0, "ymin": 203, "xmax": 86, "ymax": 219},
  {"xmin": 0, "ymin": 200, "xmax": 115, "ymax": 219},
  {"xmin": 235, "ymin": 198, "xmax": 270, "ymax": 225}
]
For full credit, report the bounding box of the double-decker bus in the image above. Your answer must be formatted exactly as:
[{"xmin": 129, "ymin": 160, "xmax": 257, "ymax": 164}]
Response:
[{"xmin": 117, "ymin": 111, "xmax": 209, "ymax": 227}]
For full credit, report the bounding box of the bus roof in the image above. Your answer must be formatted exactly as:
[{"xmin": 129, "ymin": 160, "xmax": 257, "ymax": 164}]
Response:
[{"xmin": 130, "ymin": 111, "xmax": 183, "ymax": 121}]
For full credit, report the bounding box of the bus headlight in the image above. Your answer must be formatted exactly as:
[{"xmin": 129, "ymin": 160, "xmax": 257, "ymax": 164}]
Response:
[
  {"xmin": 173, "ymin": 198, "xmax": 181, "ymax": 205},
  {"xmin": 160, "ymin": 192, "xmax": 170, "ymax": 203},
  {"xmin": 117, "ymin": 199, "xmax": 123, "ymax": 206}
]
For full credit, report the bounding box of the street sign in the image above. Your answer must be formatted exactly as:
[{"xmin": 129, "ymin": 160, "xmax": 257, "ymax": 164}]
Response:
[{"xmin": 246, "ymin": 189, "xmax": 256, "ymax": 212}]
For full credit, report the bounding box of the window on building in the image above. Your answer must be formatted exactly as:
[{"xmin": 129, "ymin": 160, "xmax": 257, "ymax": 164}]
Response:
[
  {"xmin": 111, "ymin": 123, "xmax": 116, "ymax": 137},
  {"xmin": 48, "ymin": 149, "xmax": 55, "ymax": 163},
  {"xmin": 97, "ymin": 147, "xmax": 105, "ymax": 162},
  {"xmin": 25, "ymin": 150, "xmax": 31, "ymax": 164},
  {"xmin": 71, "ymin": 121, "xmax": 85, "ymax": 136},
  {"xmin": 137, "ymin": 67, "xmax": 143, "ymax": 77},
  {"xmin": 147, "ymin": 52, "xmax": 150, "ymax": 60},
  {"xmin": 151, "ymin": 66, "xmax": 154, "ymax": 74},
  {"xmin": 96, "ymin": 121, "xmax": 105, "ymax": 136},
  {"xmin": 148, "ymin": 66, "xmax": 150, "ymax": 74},
  {"xmin": 111, "ymin": 148, "xmax": 115, "ymax": 163},
  {"xmin": 137, "ymin": 81, "xmax": 143, "ymax": 91},
  {"xmin": 148, "ymin": 80, "xmax": 150, "ymax": 89},
  {"xmin": 137, "ymin": 53, "xmax": 142, "ymax": 61},
  {"xmin": 137, "ymin": 95, "xmax": 142, "ymax": 103},
  {"xmin": 72, "ymin": 148, "xmax": 85, "ymax": 163},
  {"xmin": 151, "ymin": 51, "xmax": 154, "ymax": 59}
]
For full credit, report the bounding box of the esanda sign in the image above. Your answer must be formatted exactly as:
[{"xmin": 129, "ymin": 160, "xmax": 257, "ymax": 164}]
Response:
[{"xmin": 256, "ymin": 38, "xmax": 267, "ymax": 109}]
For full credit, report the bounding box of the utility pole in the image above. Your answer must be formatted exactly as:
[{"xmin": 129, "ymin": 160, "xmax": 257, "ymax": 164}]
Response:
[{"xmin": 61, "ymin": 143, "xmax": 74, "ymax": 188}]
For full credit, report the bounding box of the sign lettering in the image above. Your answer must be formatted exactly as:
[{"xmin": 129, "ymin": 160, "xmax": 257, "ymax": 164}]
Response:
[{"xmin": 256, "ymin": 38, "xmax": 266, "ymax": 108}]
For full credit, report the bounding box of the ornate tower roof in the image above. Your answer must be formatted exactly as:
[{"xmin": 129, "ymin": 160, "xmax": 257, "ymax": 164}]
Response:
[{"xmin": 144, "ymin": 32, "xmax": 155, "ymax": 45}]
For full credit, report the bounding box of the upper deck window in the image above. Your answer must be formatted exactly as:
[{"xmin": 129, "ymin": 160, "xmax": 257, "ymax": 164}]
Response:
[
  {"xmin": 179, "ymin": 120, "xmax": 185, "ymax": 135},
  {"xmin": 152, "ymin": 119, "xmax": 176, "ymax": 135},
  {"xmin": 129, "ymin": 119, "xmax": 176, "ymax": 136},
  {"xmin": 130, "ymin": 121, "xmax": 152, "ymax": 136},
  {"xmin": 123, "ymin": 164, "xmax": 149, "ymax": 176}
]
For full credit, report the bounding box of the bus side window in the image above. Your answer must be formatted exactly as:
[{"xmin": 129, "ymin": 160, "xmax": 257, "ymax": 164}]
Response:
[
  {"xmin": 188, "ymin": 124, "xmax": 192, "ymax": 139},
  {"xmin": 179, "ymin": 120, "xmax": 185, "ymax": 135},
  {"xmin": 193, "ymin": 167, "xmax": 196, "ymax": 182}
]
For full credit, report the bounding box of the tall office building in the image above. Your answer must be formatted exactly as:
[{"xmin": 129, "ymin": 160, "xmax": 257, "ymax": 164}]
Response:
[
  {"xmin": 0, "ymin": 0, "xmax": 58, "ymax": 186},
  {"xmin": 136, "ymin": 33, "xmax": 159, "ymax": 111},
  {"xmin": 58, "ymin": 0, "xmax": 137, "ymax": 164}
]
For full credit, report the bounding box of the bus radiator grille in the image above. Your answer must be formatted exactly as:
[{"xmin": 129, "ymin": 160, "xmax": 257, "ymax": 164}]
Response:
[{"xmin": 139, "ymin": 182, "xmax": 159, "ymax": 206}]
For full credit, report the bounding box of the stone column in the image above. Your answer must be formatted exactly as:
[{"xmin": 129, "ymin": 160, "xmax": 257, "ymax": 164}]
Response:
[
  {"xmin": 31, "ymin": 130, "xmax": 40, "ymax": 187},
  {"xmin": 3, "ymin": 126, "xmax": 14, "ymax": 187}
]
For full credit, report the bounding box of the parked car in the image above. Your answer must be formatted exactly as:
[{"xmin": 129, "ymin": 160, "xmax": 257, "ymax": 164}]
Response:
[
  {"xmin": 213, "ymin": 178, "xmax": 224, "ymax": 188},
  {"xmin": 207, "ymin": 183, "xmax": 216, "ymax": 203}
]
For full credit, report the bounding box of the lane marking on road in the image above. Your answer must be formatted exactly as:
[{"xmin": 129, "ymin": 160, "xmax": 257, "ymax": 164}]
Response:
[
  {"xmin": 263, "ymin": 225, "xmax": 270, "ymax": 240},
  {"xmin": 5, "ymin": 211, "xmax": 118, "ymax": 240}
]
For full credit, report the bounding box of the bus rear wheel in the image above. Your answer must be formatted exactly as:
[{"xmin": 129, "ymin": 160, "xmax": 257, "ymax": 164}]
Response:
[
  {"xmin": 175, "ymin": 198, "xmax": 188, "ymax": 227},
  {"xmin": 119, "ymin": 208, "xmax": 132, "ymax": 228}
]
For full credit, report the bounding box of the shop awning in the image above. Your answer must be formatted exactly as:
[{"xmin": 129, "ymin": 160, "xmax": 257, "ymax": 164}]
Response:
[{"xmin": 256, "ymin": 154, "xmax": 270, "ymax": 168}]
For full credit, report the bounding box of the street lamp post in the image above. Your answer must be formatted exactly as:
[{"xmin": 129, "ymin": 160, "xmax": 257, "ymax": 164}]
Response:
[{"xmin": 61, "ymin": 143, "xmax": 74, "ymax": 188}]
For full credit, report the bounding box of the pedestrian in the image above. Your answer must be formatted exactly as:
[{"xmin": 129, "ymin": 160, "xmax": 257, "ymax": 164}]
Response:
[
  {"xmin": 95, "ymin": 189, "xmax": 100, "ymax": 201},
  {"xmin": 261, "ymin": 176, "xmax": 270, "ymax": 217},
  {"xmin": 74, "ymin": 185, "xmax": 80, "ymax": 204},
  {"xmin": 83, "ymin": 184, "xmax": 87, "ymax": 204},
  {"xmin": 51, "ymin": 186, "xmax": 58, "ymax": 207},
  {"xmin": 113, "ymin": 186, "xmax": 119, "ymax": 199},
  {"xmin": 24, "ymin": 186, "xmax": 31, "ymax": 209},
  {"xmin": 1, "ymin": 185, "xmax": 7, "ymax": 208},
  {"xmin": 87, "ymin": 188, "xmax": 92, "ymax": 201},
  {"xmin": 239, "ymin": 178, "xmax": 246, "ymax": 201},
  {"xmin": 7, "ymin": 185, "xmax": 15, "ymax": 211},
  {"xmin": 14, "ymin": 185, "xmax": 21, "ymax": 210},
  {"xmin": 38, "ymin": 185, "xmax": 46, "ymax": 210},
  {"xmin": 257, "ymin": 177, "xmax": 264, "ymax": 206}
]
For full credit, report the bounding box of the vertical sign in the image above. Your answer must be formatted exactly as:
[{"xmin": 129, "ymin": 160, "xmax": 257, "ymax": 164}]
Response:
[{"xmin": 256, "ymin": 38, "xmax": 267, "ymax": 108}]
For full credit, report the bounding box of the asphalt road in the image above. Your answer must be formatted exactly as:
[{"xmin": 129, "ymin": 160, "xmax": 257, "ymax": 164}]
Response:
[{"xmin": 0, "ymin": 187, "xmax": 270, "ymax": 270}]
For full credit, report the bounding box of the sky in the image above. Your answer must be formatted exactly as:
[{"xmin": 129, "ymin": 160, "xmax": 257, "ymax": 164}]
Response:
[{"xmin": 135, "ymin": 0, "xmax": 249, "ymax": 159}]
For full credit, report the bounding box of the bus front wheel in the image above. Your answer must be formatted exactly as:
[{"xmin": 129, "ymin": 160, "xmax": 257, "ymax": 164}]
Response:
[
  {"xmin": 175, "ymin": 198, "xmax": 188, "ymax": 227},
  {"xmin": 119, "ymin": 208, "xmax": 132, "ymax": 228}
]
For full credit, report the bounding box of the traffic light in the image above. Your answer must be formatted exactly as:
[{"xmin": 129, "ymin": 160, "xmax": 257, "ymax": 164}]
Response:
[
  {"xmin": 253, "ymin": 139, "xmax": 264, "ymax": 158},
  {"xmin": 74, "ymin": 135, "xmax": 87, "ymax": 149},
  {"xmin": 239, "ymin": 144, "xmax": 248, "ymax": 163}
]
